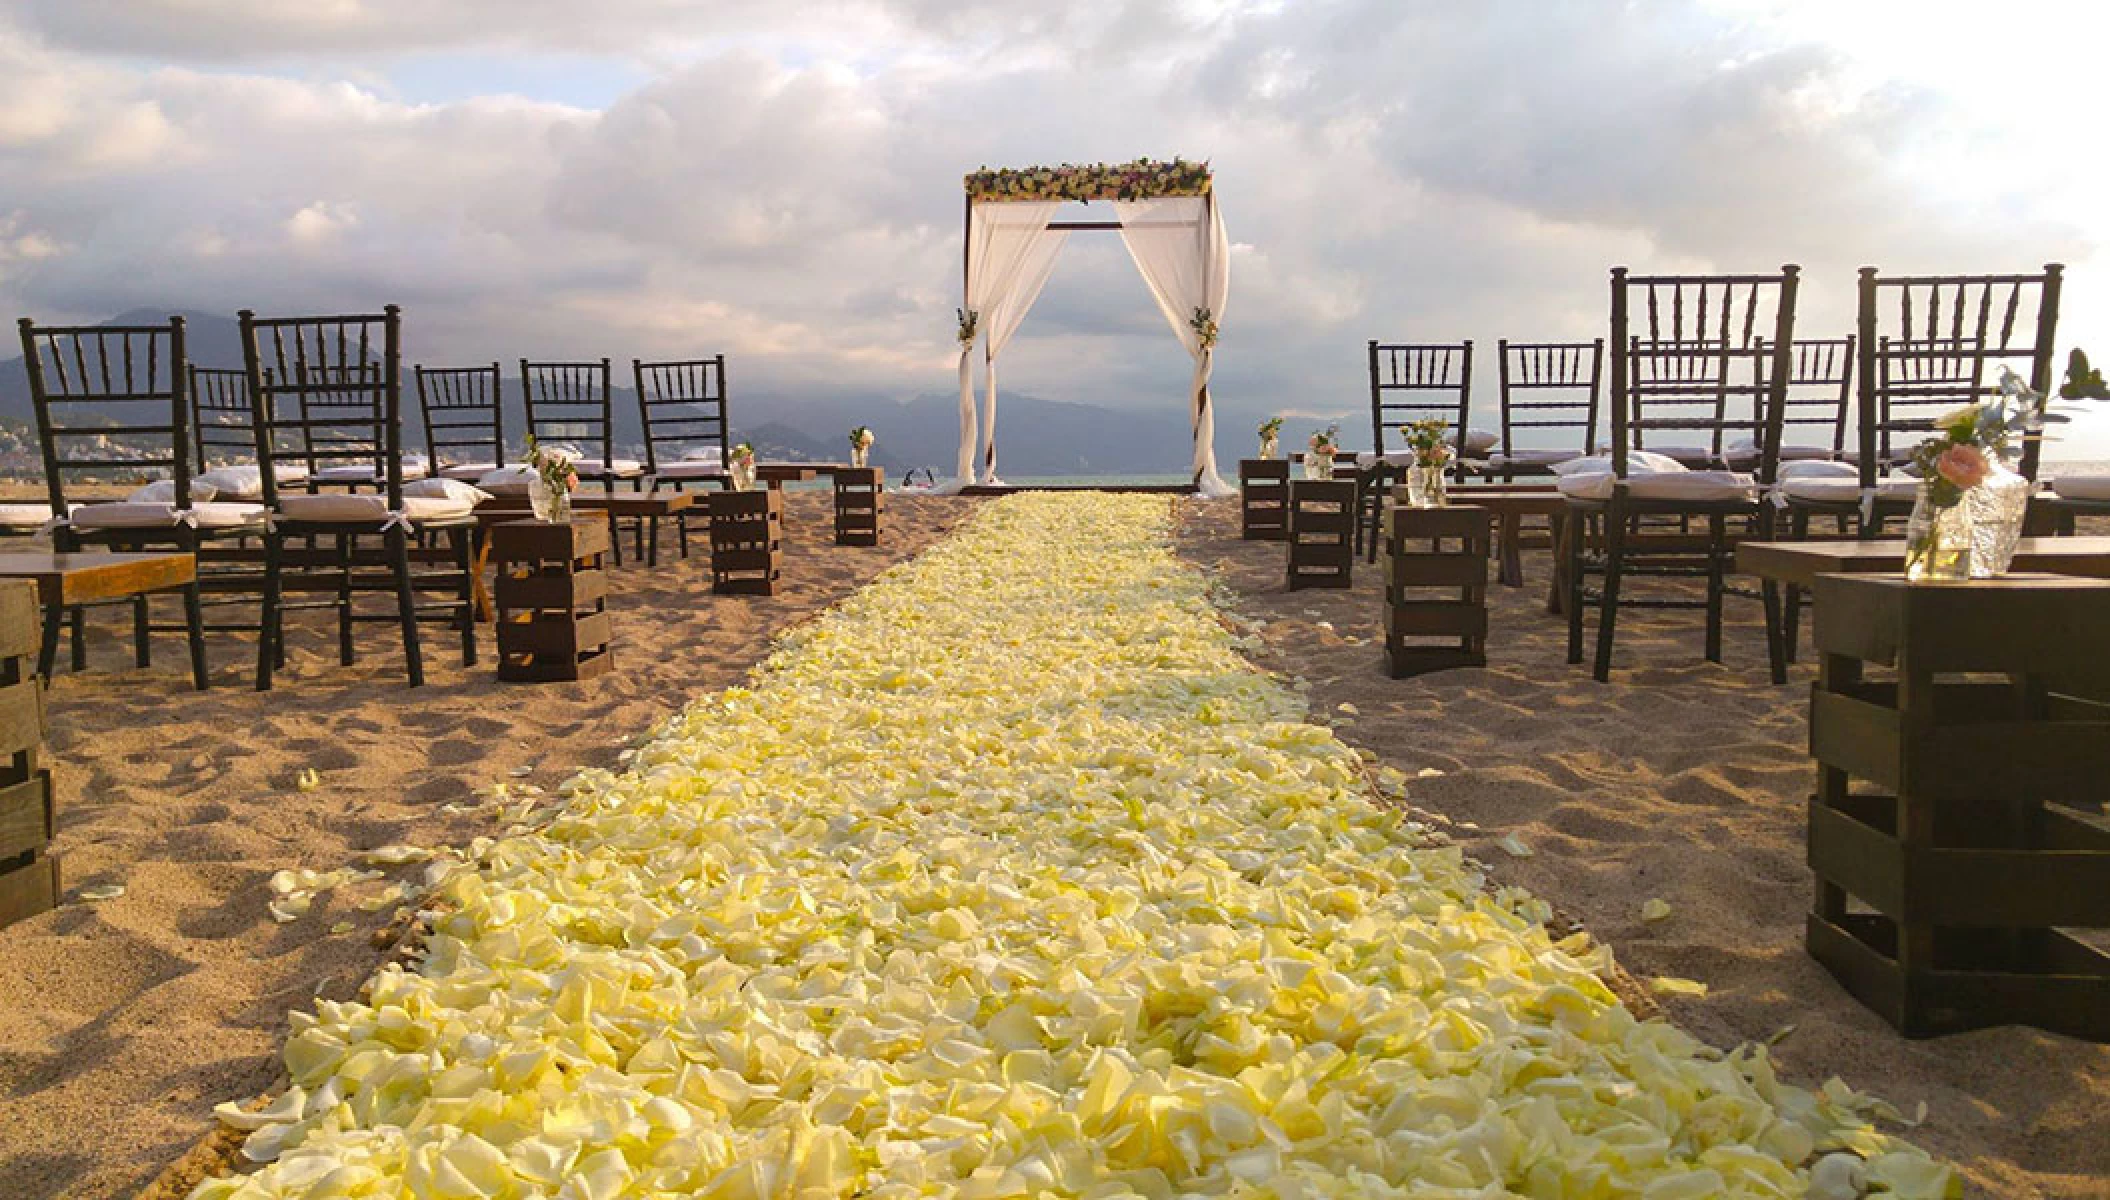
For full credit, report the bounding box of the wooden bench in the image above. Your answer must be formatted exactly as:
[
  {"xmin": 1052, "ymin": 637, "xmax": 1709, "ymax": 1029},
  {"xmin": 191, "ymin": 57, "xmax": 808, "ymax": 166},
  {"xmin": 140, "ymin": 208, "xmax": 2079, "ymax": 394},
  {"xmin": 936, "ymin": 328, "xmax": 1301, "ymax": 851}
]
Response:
[
  {"xmin": 834, "ymin": 467, "xmax": 884, "ymax": 546},
  {"xmin": 1238, "ymin": 459, "xmax": 1290, "ymax": 541},
  {"xmin": 1286, "ymin": 479, "xmax": 1356, "ymax": 590},
  {"xmin": 1806, "ymin": 573, "xmax": 2110, "ymax": 1040},
  {"xmin": 491, "ymin": 520, "xmax": 613, "ymax": 683},
  {"xmin": 709, "ymin": 490, "xmax": 783, "ymax": 595},
  {"xmin": 0, "ymin": 580, "xmax": 58, "ymax": 929},
  {"xmin": 1382, "ymin": 505, "xmax": 1490, "ymax": 677}
]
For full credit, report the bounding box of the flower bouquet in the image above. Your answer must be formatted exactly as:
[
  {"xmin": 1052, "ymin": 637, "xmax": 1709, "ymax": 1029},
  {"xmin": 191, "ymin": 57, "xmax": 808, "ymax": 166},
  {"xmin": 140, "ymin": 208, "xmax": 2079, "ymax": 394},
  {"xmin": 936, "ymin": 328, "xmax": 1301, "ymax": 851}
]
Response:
[
  {"xmin": 1402, "ymin": 418, "xmax": 1454, "ymax": 508},
  {"xmin": 1258, "ymin": 417, "xmax": 1284, "ymax": 460},
  {"xmin": 849, "ymin": 426, "xmax": 875, "ymax": 469},
  {"xmin": 1306, "ymin": 425, "xmax": 1339, "ymax": 481},
  {"xmin": 729, "ymin": 441, "xmax": 757, "ymax": 492},
  {"xmin": 523, "ymin": 434, "xmax": 578, "ymax": 523},
  {"xmin": 1189, "ymin": 307, "xmax": 1219, "ymax": 350}
]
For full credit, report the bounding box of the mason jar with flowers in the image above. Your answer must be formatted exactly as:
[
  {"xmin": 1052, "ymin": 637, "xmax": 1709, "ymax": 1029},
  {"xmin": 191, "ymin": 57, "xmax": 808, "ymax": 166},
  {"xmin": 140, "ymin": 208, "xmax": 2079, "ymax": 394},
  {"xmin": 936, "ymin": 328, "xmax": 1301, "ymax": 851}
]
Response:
[
  {"xmin": 729, "ymin": 442, "xmax": 757, "ymax": 492},
  {"xmin": 1402, "ymin": 418, "xmax": 1454, "ymax": 508},
  {"xmin": 1305, "ymin": 425, "xmax": 1339, "ymax": 480},
  {"xmin": 1258, "ymin": 417, "xmax": 1284, "ymax": 461},
  {"xmin": 849, "ymin": 426, "xmax": 875, "ymax": 469},
  {"xmin": 1903, "ymin": 434, "xmax": 1986, "ymax": 581},
  {"xmin": 523, "ymin": 435, "xmax": 578, "ymax": 523}
]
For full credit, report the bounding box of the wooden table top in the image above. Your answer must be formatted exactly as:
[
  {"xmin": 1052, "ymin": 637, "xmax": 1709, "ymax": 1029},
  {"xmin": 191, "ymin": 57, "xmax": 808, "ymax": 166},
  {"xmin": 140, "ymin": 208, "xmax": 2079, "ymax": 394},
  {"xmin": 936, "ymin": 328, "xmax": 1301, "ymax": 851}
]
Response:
[
  {"xmin": 480, "ymin": 491, "xmax": 694, "ymax": 520},
  {"xmin": 0, "ymin": 549, "xmax": 197, "ymax": 605},
  {"xmin": 1737, "ymin": 536, "xmax": 2110, "ymax": 588},
  {"xmin": 755, "ymin": 462, "xmax": 845, "ymax": 483}
]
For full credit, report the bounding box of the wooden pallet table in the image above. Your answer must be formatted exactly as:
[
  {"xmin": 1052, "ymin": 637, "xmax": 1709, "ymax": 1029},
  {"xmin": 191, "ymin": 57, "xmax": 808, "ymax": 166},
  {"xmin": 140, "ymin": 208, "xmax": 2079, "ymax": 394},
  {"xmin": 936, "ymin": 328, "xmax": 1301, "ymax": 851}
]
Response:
[
  {"xmin": 1806, "ymin": 573, "xmax": 2110, "ymax": 1040},
  {"xmin": 1239, "ymin": 459, "xmax": 1290, "ymax": 541},
  {"xmin": 834, "ymin": 467, "xmax": 884, "ymax": 546},
  {"xmin": 0, "ymin": 580, "xmax": 58, "ymax": 928},
  {"xmin": 1382, "ymin": 504, "xmax": 1490, "ymax": 677},
  {"xmin": 1286, "ymin": 479, "xmax": 1356, "ymax": 590},
  {"xmin": 491, "ymin": 519, "xmax": 613, "ymax": 683},
  {"xmin": 709, "ymin": 489, "xmax": 784, "ymax": 595}
]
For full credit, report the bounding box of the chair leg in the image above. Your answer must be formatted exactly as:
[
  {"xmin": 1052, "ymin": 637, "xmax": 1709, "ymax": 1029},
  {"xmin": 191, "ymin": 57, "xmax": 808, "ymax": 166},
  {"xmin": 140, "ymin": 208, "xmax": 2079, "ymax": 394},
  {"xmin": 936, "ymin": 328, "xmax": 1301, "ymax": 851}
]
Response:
[
  {"xmin": 391, "ymin": 528, "xmax": 425, "ymax": 687},
  {"xmin": 1592, "ymin": 511, "xmax": 1625, "ymax": 682},
  {"xmin": 133, "ymin": 594, "xmax": 152, "ymax": 668},
  {"xmin": 1704, "ymin": 514, "xmax": 1726, "ymax": 663},
  {"xmin": 68, "ymin": 606, "xmax": 86, "ymax": 672},
  {"xmin": 38, "ymin": 602, "xmax": 62, "ymax": 682},
  {"xmin": 454, "ymin": 527, "xmax": 477, "ymax": 668},
  {"xmin": 257, "ymin": 536, "xmax": 283, "ymax": 691},
  {"xmin": 1760, "ymin": 580, "xmax": 1788, "ymax": 686},
  {"xmin": 677, "ymin": 511, "xmax": 691, "ymax": 559},
  {"xmin": 1783, "ymin": 584, "xmax": 1804, "ymax": 662},
  {"xmin": 1566, "ymin": 509, "xmax": 1588, "ymax": 664},
  {"xmin": 337, "ymin": 533, "xmax": 356, "ymax": 666},
  {"xmin": 183, "ymin": 582, "xmax": 209, "ymax": 690}
]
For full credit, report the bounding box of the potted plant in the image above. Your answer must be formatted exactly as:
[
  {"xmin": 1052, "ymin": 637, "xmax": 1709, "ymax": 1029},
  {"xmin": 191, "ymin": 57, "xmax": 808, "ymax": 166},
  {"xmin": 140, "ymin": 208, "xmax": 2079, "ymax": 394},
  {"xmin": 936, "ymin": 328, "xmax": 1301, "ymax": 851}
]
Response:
[{"xmin": 849, "ymin": 426, "xmax": 875, "ymax": 469}]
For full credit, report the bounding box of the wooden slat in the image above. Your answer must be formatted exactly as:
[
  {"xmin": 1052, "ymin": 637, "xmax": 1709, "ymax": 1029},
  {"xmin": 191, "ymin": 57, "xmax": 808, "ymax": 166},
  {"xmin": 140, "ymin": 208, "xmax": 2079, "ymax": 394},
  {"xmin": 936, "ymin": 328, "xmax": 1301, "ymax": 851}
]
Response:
[
  {"xmin": 1384, "ymin": 602, "xmax": 1488, "ymax": 639},
  {"xmin": 496, "ymin": 569, "xmax": 608, "ymax": 613},
  {"xmin": 0, "ymin": 772, "xmax": 54, "ymax": 861},
  {"xmin": 0, "ymin": 678, "xmax": 44, "ymax": 755},
  {"xmin": 0, "ymin": 850, "xmax": 60, "ymax": 930},
  {"xmin": 495, "ymin": 611, "xmax": 611, "ymax": 659},
  {"xmin": 0, "ymin": 582, "xmax": 39, "ymax": 660}
]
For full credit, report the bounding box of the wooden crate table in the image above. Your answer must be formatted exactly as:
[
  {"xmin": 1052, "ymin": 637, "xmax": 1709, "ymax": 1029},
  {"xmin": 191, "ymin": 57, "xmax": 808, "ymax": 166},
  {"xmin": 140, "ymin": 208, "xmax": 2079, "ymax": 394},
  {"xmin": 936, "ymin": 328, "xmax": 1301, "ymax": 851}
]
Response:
[
  {"xmin": 0, "ymin": 580, "xmax": 58, "ymax": 928},
  {"xmin": 709, "ymin": 489, "xmax": 784, "ymax": 595},
  {"xmin": 0, "ymin": 550, "xmax": 201, "ymax": 685},
  {"xmin": 1381, "ymin": 505, "xmax": 1491, "ymax": 677},
  {"xmin": 1805, "ymin": 573, "xmax": 2110, "ymax": 1040},
  {"xmin": 1286, "ymin": 479, "xmax": 1357, "ymax": 590},
  {"xmin": 1238, "ymin": 459, "xmax": 1290, "ymax": 541},
  {"xmin": 490, "ymin": 520, "xmax": 613, "ymax": 683},
  {"xmin": 833, "ymin": 467, "xmax": 884, "ymax": 546}
]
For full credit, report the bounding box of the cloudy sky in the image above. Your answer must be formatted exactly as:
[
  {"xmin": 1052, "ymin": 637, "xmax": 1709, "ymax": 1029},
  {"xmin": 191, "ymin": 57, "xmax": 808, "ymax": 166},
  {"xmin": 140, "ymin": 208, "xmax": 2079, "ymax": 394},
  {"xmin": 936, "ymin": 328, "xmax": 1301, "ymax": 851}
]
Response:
[{"xmin": 2, "ymin": 0, "xmax": 2107, "ymax": 461}]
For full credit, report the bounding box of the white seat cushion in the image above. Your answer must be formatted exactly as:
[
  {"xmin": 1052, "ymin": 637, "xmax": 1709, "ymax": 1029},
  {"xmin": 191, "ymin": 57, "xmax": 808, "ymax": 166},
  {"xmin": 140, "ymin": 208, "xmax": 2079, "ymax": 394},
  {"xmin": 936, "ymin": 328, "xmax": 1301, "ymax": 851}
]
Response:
[
  {"xmin": 2051, "ymin": 475, "xmax": 2110, "ymax": 501},
  {"xmin": 71, "ymin": 501, "xmax": 267, "ymax": 530},
  {"xmin": 196, "ymin": 464, "xmax": 316, "ymax": 500},
  {"xmin": 277, "ymin": 493, "xmax": 474, "ymax": 523},
  {"xmin": 1778, "ymin": 460, "xmax": 1860, "ymax": 482},
  {"xmin": 437, "ymin": 462, "xmax": 501, "ymax": 481},
  {"xmin": 1558, "ymin": 470, "xmax": 1755, "ymax": 503},
  {"xmin": 476, "ymin": 465, "xmax": 537, "ymax": 495},
  {"xmin": 1779, "ymin": 476, "xmax": 1921, "ymax": 504},
  {"xmin": 1549, "ymin": 451, "xmax": 1688, "ymax": 478},
  {"xmin": 127, "ymin": 479, "xmax": 217, "ymax": 504},
  {"xmin": 576, "ymin": 458, "xmax": 644, "ymax": 478},
  {"xmin": 1487, "ymin": 448, "xmax": 1575, "ymax": 467},
  {"xmin": 311, "ymin": 459, "xmax": 430, "ymax": 483},
  {"xmin": 1463, "ymin": 428, "xmax": 1499, "ymax": 455},
  {"xmin": 1640, "ymin": 444, "xmax": 1716, "ymax": 467},
  {"xmin": 0, "ymin": 503, "xmax": 61, "ymax": 530},
  {"xmin": 1352, "ymin": 451, "xmax": 1416, "ymax": 470},
  {"xmin": 403, "ymin": 477, "xmax": 492, "ymax": 506},
  {"xmin": 655, "ymin": 460, "xmax": 730, "ymax": 481}
]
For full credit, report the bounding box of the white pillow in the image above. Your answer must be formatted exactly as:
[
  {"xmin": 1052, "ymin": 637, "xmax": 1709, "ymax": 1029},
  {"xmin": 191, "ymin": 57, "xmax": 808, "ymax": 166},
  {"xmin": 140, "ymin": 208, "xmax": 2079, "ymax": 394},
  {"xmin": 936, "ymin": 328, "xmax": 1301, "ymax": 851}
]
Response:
[
  {"xmin": 403, "ymin": 477, "xmax": 492, "ymax": 506},
  {"xmin": 1778, "ymin": 460, "xmax": 1860, "ymax": 481},
  {"xmin": 128, "ymin": 479, "xmax": 218, "ymax": 504},
  {"xmin": 1549, "ymin": 451, "xmax": 1688, "ymax": 477},
  {"xmin": 476, "ymin": 465, "xmax": 538, "ymax": 495},
  {"xmin": 1463, "ymin": 428, "xmax": 1499, "ymax": 455},
  {"xmin": 197, "ymin": 464, "xmax": 264, "ymax": 500},
  {"xmin": 2052, "ymin": 475, "xmax": 2110, "ymax": 502}
]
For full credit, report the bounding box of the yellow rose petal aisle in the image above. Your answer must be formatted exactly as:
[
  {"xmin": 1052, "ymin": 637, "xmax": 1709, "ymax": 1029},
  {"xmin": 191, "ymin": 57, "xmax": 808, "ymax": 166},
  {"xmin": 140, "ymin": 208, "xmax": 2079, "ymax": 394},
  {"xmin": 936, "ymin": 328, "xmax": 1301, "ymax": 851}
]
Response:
[{"xmin": 193, "ymin": 493, "xmax": 1951, "ymax": 1200}]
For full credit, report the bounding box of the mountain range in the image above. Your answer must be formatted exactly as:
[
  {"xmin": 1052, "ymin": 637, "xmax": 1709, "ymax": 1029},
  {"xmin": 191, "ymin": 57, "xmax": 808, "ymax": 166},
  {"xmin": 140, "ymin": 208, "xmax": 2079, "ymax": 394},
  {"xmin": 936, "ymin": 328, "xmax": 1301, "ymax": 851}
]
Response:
[{"xmin": 0, "ymin": 309, "xmax": 1198, "ymax": 477}]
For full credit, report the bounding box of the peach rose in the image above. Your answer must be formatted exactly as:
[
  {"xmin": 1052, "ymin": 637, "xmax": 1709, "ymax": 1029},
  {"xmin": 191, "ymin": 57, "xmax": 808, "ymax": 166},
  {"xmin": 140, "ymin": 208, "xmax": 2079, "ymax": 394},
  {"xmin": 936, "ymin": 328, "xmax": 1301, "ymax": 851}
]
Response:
[{"xmin": 1935, "ymin": 442, "xmax": 1990, "ymax": 490}]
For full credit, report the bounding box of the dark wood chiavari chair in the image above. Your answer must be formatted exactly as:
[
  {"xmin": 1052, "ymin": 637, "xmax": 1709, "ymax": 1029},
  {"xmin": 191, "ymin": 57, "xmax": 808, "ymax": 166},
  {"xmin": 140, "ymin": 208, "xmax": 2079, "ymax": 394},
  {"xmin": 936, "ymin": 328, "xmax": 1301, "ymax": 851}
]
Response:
[
  {"xmin": 1360, "ymin": 340, "xmax": 1474, "ymax": 558},
  {"xmin": 521, "ymin": 357, "xmax": 647, "ymax": 563},
  {"xmin": 1492, "ymin": 339, "xmax": 1602, "ymax": 479},
  {"xmin": 416, "ymin": 363, "xmax": 506, "ymax": 481},
  {"xmin": 243, "ymin": 307, "xmax": 477, "ymax": 689},
  {"xmin": 635, "ymin": 355, "xmax": 731, "ymax": 558},
  {"xmin": 18, "ymin": 316, "xmax": 264, "ymax": 688},
  {"xmin": 1564, "ymin": 266, "xmax": 1801, "ymax": 683}
]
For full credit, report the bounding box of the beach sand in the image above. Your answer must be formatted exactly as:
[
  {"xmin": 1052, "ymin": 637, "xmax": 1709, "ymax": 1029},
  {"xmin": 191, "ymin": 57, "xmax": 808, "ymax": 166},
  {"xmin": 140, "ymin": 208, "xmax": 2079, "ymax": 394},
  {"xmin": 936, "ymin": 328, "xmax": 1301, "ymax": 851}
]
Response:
[
  {"xmin": 0, "ymin": 491, "xmax": 978, "ymax": 1200},
  {"xmin": 1176, "ymin": 499, "xmax": 2110, "ymax": 1199}
]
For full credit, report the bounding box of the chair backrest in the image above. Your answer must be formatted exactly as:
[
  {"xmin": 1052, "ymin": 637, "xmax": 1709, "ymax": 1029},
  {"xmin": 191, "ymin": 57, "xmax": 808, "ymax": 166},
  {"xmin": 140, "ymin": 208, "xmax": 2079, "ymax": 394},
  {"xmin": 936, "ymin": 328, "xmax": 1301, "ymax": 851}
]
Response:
[
  {"xmin": 1608, "ymin": 267, "xmax": 1801, "ymax": 483},
  {"xmin": 190, "ymin": 366, "xmax": 257, "ymax": 472},
  {"xmin": 1496, "ymin": 339, "xmax": 1602, "ymax": 457},
  {"xmin": 17, "ymin": 315, "xmax": 193, "ymax": 512},
  {"xmin": 521, "ymin": 359, "xmax": 616, "ymax": 472},
  {"xmin": 416, "ymin": 363, "xmax": 504, "ymax": 472},
  {"xmin": 239, "ymin": 308, "xmax": 405, "ymax": 508},
  {"xmin": 1367, "ymin": 341, "xmax": 1472, "ymax": 459},
  {"xmin": 1855, "ymin": 265, "xmax": 2062, "ymax": 480},
  {"xmin": 634, "ymin": 356, "xmax": 730, "ymax": 474},
  {"xmin": 1756, "ymin": 336, "xmax": 1855, "ymax": 456}
]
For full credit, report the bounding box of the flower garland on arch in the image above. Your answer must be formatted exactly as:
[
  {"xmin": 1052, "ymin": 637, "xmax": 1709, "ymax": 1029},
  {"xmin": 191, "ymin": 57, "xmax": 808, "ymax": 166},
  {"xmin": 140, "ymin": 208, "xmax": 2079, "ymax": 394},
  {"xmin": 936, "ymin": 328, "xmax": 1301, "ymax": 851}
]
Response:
[{"xmin": 965, "ymin": 158, "xmax": 1212, "ymax": 204}]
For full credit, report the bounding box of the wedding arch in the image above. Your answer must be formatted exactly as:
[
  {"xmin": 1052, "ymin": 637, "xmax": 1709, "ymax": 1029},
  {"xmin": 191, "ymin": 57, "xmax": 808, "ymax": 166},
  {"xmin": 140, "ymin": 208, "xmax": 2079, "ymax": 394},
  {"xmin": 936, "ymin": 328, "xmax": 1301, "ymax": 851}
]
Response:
[{"xmin": 946, "ymin": 158, "xmax": 1233, "ymax": 496}]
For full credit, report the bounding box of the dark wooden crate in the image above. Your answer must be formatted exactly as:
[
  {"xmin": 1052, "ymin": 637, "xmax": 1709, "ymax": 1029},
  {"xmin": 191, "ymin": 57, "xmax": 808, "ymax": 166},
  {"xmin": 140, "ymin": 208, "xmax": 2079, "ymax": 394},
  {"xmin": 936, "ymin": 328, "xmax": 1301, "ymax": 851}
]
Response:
[
  {"xmin": 1805, "ymin": 572, "xmax": 2110, "ymax": 1040},
  {"xmin": 710, "ymin": 489, "xmax": 783, "ymax": 595},
  {"xmin": 1239, "ymin": 459, "xmax": 1290, "ymax": 541},
  {"xmin": 834, "ymin": 467, "xmax": 884, "ymax": 546},
  {"xmin": 1286, "ymin": 479, "xmax": 1356, "ymax": 590},
  {"xmin": 491, "ymin": 520, "xmax": 613, "ymax": 684},
  {"xmin": 0, "ymin": 578, "xmax": 53, "ymax": 928},
  {"xmin": 1381, "ymin": 505, "xmax": 1490, "ymax": 677}
]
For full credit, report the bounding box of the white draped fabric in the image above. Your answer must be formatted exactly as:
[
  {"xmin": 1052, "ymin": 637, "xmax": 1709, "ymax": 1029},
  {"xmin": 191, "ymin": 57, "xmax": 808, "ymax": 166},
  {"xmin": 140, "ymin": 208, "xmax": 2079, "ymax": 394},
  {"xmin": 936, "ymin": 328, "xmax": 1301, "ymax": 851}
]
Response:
[
  {"xmin": 1113, "ymin": 195, "xmax": 1233, "ymax": 497},
  {"xmin": 977, "ymin": 228, "xmax": 1068, "ymax": 485},
  {"xmin": 944, "ymin": 201, "xmax": 1063, "ymax": 493}
]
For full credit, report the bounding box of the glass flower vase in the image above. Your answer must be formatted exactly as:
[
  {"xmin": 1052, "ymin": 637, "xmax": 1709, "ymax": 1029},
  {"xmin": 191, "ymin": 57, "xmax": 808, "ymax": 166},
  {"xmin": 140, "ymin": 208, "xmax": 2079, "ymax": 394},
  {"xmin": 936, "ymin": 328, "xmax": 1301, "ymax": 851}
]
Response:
[
  {"xmin": 1903, "ymin": 482, "xmax": 1971, "ymax": 582},
  {"xmin": 851, "ymin": 445, "xmax": 869, "ymax": 469},
  {"xmin": 1260, "ymin": 434, "xmax": 1279, "ymax": 460},
  {"xmin": 731, "ymin": 460, "xmax": 756, "ymax": 491},
  {"xmin": 1963, "ymin": 461, "xmax": 2033, "ymax": 578},
  {"xmin": 1305, "ymin": 452, "xmax": 1334, "ymax": 481},
  {"xmin": 1407, "ymin": 465, "xmax": 1448, "ymax": 509},
  {"xmin": 528, "ymin": 477, "xmax": 556, "ymax": 522}
]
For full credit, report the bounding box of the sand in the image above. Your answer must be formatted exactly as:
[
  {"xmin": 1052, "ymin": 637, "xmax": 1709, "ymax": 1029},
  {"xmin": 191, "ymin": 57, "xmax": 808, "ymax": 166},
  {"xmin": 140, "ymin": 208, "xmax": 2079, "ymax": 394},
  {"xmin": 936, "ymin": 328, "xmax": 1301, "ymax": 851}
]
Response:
[
  {"xmin": 0, "ymin": 491, "xmax": 978, "ymax": 1200},
  {"xmin": 1176, "ymin": 499, "xmax": 2110, "ymax": 1199}
]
